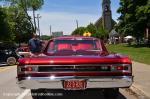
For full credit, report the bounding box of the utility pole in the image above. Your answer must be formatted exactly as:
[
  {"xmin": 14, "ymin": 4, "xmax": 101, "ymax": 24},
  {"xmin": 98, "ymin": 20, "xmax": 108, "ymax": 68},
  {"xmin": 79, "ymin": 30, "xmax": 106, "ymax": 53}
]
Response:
[
  {"xmin": 76, "ymin": 20, "xmax": 79, "ymax": 29},
  {"xmin": 50, "ymin": 25, "xmax": 52, "ymax": 36},
  {"xmin": 36, "ymin": 14, "xmax": 41, "ymax": 37}
]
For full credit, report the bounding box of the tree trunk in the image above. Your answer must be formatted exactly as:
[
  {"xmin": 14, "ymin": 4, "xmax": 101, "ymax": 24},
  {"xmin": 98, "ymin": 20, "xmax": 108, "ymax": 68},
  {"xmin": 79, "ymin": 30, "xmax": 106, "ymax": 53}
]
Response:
[
  {"xmin": 33, "ymin": 9, "xmax": 36, "ymax": 33},
  {"xmin": 20, "ymin": 0, "xmax": 35, "ymax": 33}
]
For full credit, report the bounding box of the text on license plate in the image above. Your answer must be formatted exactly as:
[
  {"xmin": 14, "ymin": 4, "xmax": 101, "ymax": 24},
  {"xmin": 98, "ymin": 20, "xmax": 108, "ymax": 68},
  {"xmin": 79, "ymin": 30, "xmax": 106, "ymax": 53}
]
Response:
[{"xmin": 63, "ymin": 80, "xmax": 86, "ymax": 90}]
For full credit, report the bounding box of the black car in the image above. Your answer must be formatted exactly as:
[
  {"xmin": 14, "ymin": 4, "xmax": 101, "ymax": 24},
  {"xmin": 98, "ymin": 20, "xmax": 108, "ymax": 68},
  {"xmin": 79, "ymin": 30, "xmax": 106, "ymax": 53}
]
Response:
[{"xmin": 0, "ymin": 42, "xmax": 19, "ymax": 65}]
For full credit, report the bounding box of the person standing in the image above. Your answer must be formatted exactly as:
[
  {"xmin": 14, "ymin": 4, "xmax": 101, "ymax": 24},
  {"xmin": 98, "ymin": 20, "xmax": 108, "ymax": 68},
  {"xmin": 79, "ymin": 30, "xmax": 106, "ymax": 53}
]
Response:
[{"xmin": 28, "ymin": 33, "xmax": 42, "ymax": 54}]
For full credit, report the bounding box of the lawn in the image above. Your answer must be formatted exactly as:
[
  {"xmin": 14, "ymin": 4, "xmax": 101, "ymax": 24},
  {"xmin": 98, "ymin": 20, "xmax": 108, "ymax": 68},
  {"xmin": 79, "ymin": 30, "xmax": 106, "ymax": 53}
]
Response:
[{"xmin": 106, "ymin": 44, "xmax": 150, "ymax": 65}]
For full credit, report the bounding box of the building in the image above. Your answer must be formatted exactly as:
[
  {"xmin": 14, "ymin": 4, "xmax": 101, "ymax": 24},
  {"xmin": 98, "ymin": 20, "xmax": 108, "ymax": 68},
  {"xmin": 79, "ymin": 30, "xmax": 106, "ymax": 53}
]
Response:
[
  {"xmin": 52, "ymin": 31, "xmax": 63, "ymax": 38},
  {"xmin": 95, "ymin": 0, "xmax": 116, "ymax": 32}
]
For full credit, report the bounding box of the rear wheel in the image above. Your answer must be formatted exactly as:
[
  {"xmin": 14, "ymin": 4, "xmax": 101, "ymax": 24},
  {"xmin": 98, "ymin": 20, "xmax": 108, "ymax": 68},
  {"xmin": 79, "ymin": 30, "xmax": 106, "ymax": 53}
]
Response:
[
  {"xmin": 103, "ymin": 88, "xmax": 119, "ymax": 99},
  {"xmin": 31, "ymin": 89, "xmax": 46, "ymax": 99},
  {"xmin": 6, "ymin": 56, "xmax": 16, "ymax": 65}
]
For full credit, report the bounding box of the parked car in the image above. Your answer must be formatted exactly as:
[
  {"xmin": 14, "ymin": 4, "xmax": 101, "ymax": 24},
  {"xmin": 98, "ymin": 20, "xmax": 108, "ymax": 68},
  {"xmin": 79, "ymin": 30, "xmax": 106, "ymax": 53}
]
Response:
[
  {"xmin": 0, "ymin": 42, "xmax": 19, "ymax": 65},
  {"xmin": 17, "ymin": 36, "xmax": 133, "ymax": 99}
]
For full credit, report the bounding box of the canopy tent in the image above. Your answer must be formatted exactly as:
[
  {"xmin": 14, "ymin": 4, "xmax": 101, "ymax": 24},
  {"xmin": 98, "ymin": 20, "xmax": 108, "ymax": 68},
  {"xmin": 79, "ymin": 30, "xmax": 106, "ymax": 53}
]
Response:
[
  {"xmin": 109, "ymin": 29, "xmax": 119, "ymax": 37},
  {"xmin": 124, "ymin": 36, "xmax": 133, "ymax": 39},
  {"xmin": 109, "ymin": 29, "xmax": 119, "ymax": 44}
]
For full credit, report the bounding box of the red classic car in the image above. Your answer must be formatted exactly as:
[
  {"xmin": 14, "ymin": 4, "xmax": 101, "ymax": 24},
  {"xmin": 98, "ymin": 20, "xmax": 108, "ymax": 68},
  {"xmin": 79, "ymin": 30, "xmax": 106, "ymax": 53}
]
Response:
[{"xmin": 17, "ymin": 36, "xmax": 133, "ymax": 99}]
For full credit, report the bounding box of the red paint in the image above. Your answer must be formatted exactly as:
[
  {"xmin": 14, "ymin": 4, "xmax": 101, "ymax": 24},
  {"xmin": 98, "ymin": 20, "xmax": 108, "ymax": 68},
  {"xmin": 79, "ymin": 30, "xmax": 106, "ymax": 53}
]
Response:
[{"xmin": 18, "ymin": 56, "xmax": 131, "ymax": 65}]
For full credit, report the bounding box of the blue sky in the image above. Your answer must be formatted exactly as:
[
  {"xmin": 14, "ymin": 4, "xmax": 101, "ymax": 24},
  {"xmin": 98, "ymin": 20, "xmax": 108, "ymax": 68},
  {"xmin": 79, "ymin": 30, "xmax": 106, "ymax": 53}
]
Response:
[{"xmin": 34, "ymin": 0, "xmax": 120, "ymax": 35}]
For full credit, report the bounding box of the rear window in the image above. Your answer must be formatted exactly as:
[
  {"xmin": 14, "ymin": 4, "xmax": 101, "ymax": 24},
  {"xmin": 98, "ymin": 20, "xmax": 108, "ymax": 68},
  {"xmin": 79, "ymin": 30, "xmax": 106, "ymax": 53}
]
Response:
[{"xmin": 47, "ymin": 40, "xmax": 99, "ymax": 52}]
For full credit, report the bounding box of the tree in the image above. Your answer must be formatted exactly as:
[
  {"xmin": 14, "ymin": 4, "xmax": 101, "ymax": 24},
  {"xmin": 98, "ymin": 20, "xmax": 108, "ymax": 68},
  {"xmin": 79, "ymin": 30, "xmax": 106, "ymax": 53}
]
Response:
[
  {"xmin": 117, "ymin": 0, "xmax": 150, "ymax": 45},
  {"xmin": 117, "ymin": 0, "xmax": 137, "ymax": 36},
  {"xmin": 86, "ymin": 23, "xmax": 97, "ymax": 37},
  {"xmin": 0, "ymin": 0, "xmax": 44, "ymax": 43},
  {"xmin": 17, "ymin": 0, "xmax": 35, "ymax": 32},
  {"xmin": 13, "ymin": 10, "xmax": 33, "ymax": 43},
  {"xmin": 25, "ymin": 0, "xmax": 44, "ymax": 32},
  {"xmin": 71, "ymin": 27, "xmax": 87, "ymax": 36},
  {"xmin": 71, "ymin": 23, "xmax": 108, "ymax": 40},
  {"xmin": 135, "ymin": 0, "xmax": 150, "ymax": 45},
  {"xmin": 41, "ymin": 35, "xmax": 52, "ymax": 40},
  {"xmin": 4, "ymin": 0, "xmax": 44, "ymax": 32},
  {"xmin": 96, "ymin": 27, "xmax": 109, "ymax": 40},
  {"xmin": 1, "ymin": 5, "xmax": 33, "ymax": 43},
  {"xmin": 0, "ymin": 7, "xmax": 12, "ymax": 42}
]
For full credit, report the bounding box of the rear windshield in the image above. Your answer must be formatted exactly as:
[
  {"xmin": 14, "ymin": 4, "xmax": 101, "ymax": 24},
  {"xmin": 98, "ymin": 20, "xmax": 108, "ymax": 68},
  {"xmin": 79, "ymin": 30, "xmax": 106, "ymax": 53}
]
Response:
[{"xmin": 47, "ymin": 40, "xmax": 100, "ymax": 52}]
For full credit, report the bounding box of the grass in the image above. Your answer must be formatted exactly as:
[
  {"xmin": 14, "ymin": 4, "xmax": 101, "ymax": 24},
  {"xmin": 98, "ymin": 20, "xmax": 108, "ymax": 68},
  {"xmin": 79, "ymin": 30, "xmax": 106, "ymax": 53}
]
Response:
[{"xmin": 106, "ymin": 44, "xmax": 150, "ymax": 65}]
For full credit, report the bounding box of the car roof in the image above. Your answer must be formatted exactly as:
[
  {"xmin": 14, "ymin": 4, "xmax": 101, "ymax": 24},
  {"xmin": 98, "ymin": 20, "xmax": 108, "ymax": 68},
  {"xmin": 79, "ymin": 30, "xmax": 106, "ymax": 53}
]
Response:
[{"xmin": 53, "ymin": 36, "xmax": 98, "ymax": 40}]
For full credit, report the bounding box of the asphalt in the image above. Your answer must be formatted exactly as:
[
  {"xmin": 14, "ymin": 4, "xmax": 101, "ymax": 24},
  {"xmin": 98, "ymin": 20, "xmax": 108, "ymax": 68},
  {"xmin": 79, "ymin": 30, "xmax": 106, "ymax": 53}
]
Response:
[
  {"xmin": 130, "ymin": 62, "xmax": 150, "ymax": 99},
  {"xmin": 0, "ymin": 65, "xmax": 24, "ymax": 99},
  {"xmin": 0, "ymin": 64, "xmax": 137, "ymax": 99},
  {"xmin": 1, "ymin": 62, "xmax": 150, "ymax": 99}
]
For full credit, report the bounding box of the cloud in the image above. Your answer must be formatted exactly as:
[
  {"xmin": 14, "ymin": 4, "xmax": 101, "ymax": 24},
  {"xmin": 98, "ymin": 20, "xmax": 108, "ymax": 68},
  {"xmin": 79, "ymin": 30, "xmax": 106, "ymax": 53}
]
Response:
[
  {"xmin": 31, "ymin": 12, "xmax": 100, "ymax": 35},
  {"xmin": 27, "ymin": 0, "xmax": 120, "ymax": 36}
]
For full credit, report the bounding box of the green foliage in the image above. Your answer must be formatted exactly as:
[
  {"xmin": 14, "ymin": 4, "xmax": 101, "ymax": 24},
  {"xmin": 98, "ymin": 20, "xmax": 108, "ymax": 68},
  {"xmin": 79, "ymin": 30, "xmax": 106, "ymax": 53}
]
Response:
[
  {"xmin": 96, "ymin": 27, "xmax": 109, "ymax": 39},
  {"xmin": 7, "ymin": 0, "xmax": 44, "ymax": 10},
  {"xmin": 20, "ymin": 0, "xmax": 43, "ymax": 32},
  {"xmin": 0, "ymin": 0, "xmax": 44, "ymax": 43},
  {"xmin": 71, "ymin": 23, "xmax": 108, "ymax": 39},
  {"xmin": 117, "ymin": 0, "xmax": 150, "ymax": 43},
  {"xmin": 0, "ymin": 7, "xmax": 12, "ymax": 42},
  {"xmin": 14, "ymin": 10, "xmax": 33, "ymax": 43},
  {"xmin": 25, "ymin": 0, "xmax": 44, "ymax": 32},
  {"xmin": 86, "ymin": 23, "xmax": 97, "ymax": 37},
  {"xmin": 72, "ymin": 27, "xmax": 87, "ymax": 36},
  {"xmin": 3, "ymin": 0, "xmax": 44, "ymax": 32},
  {"xmin": 26, "ymin": 0, "xmax": 44, "ymax": 11},
  {"xmin": 2, "ymin": 6, "xmax": 33, "ymax": 43},
  {"xmin": 41, "ymin": 35, "xmax": 52, "ymax": 40}
]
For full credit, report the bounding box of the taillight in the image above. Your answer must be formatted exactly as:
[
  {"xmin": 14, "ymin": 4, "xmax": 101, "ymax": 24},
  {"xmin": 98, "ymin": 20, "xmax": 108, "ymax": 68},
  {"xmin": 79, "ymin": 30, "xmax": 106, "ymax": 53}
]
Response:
[
  {"xmin": 21, "ymin": 67, "xmax": 33, "ymax": 71},
  {"xmin": 18, "ymin": 65, "xmax": 38, "ymax": 73},
  {"xmin": 116, "ymin": 66, "xmax": 124, "ymax": 70},
  {"xmin": 111, "ymin": 64, "xmax": 132, "ymax": 72}
]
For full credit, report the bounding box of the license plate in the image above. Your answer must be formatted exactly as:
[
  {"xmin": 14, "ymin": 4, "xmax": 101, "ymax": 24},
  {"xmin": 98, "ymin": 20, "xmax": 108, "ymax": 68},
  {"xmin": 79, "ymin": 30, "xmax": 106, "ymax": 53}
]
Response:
[{"xmin": 63, "ymin": 80, "xmax": 86, "ymax": 90}]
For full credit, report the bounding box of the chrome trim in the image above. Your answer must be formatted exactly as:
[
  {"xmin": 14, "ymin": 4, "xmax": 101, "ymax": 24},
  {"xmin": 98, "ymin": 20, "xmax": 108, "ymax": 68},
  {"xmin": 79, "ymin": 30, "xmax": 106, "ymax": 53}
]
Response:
[
  {"xmin": 18, "ymin": 68, "xmax": 131, "ymax": 75},
  {"xmin": 17, "ymin": 76, "xmax": 133, "ymax": 89},
  {"xmin": 18, "ymin": 64, "xmax": 131, "ymax": 73},
  {"xmin": 23, "ymin": 64, "xmax": 131, "ymax": 67}
]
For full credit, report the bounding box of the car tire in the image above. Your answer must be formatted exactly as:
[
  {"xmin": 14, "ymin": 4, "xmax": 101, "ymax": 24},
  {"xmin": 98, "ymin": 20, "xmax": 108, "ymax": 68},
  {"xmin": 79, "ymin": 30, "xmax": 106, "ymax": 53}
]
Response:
[
  {"xmin": 103, "ymin": 88, "xmax": 119, "ymax": 99},
  {"xmin": 31, "ymin": 89, "xmax": 45, "ymax": 99},
  {"xmin": 6, "ymin": 56, "xmax": 17, "ymax": 66}
]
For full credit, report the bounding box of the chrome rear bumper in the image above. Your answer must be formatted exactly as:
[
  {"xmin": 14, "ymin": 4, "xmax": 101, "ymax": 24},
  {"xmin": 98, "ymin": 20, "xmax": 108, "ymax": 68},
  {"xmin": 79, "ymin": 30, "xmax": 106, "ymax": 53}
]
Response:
[{"xmin": 17, "ymin": 76, "xmax": 133, "ymax": 89}]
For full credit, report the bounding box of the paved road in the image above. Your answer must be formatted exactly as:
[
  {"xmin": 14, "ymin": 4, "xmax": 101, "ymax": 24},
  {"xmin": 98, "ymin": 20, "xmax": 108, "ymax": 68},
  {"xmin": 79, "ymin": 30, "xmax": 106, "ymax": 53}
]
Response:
[{"xmin": 0, "ymin": 64, "xmax": 137, "ymax": 99}]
